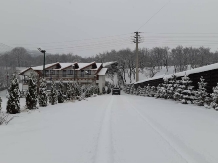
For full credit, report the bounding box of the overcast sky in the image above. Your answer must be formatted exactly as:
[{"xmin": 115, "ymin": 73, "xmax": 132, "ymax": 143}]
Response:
[{"xmin": 1, "ymin": 0, "xmax": 218, "ymax": 57}]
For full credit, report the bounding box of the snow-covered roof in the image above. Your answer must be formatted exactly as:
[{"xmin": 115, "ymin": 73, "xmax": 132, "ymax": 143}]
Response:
[
  {"xmin": 103, "ymin": 61, "xmax": 117, "ymax": 67},
  {"xmin": 19, "ymin": 62, "xmax": 103, "ymax": 75},
  {"xmin": 98, "ymin": 68, "xmax": 108, "ymax": 75},
  {"xmin": 135, "ymin": 62, "xmax": 218, "ymax": 84},
  {"xmin": 59, "ymin": 63, "xmax": 73, "ymax": 70},
  {"xmin": 32, "ymin": 62, "xmax": 59, "ymax": 71},
  {"xmin": 164, "ymin": 63, "xmax": 218, "ymax": 79},
  {"xmin": 135, "ymin": 74, "xmax": 166, "ymax": 84},
  {"xmin": 91, "ymin": 63, "xmax": 102, "ymax": 70}
]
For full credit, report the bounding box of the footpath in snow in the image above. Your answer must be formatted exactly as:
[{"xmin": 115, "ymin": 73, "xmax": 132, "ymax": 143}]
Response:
[{"xmin": 0, "ymin": 92, "xmax": 218, "ymax": 163}]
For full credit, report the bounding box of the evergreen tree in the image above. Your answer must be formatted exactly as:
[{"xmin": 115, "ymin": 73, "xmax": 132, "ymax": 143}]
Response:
[
  {"xmin": 107, "ymin": 86, "xmax": 111, "ymax": 94},
  {"xmin": 72, "ymin": 84, "xmax": 76, "ymax": 98},
  {"xmin": 57, "ymin": 79, "xmax": 65, "ymax": 103},
  {"xmin": 102, "ymin": 86, "xmax": 106, "ymax": 94},
  {"xmin": 130, "ymin": 85, "xmax": 134, "ymax": 94},
  {"xmin": 50, "ymin": 80, "xmax": 57, "ymax": 105},
  {"xmin": 136, "ymin": 86, "xmax": 141, "ymax": 95},
  {"xmin": 38, "ymin": 78, "xmax": 48, "ymax": 107},
  {"xmin": 133, "ymin": 88, "xmax": 136, "ymax": 95},
  {"xmin": 180, "ymin": 75, "xmax": 194, "ymax": 104},
  {"xmin": 173, "ymin": 79, "xmax": 183, "ymax": 101},
  {"xmin": 150, "ymin": 86, "xmax": 156, "ymax": 97},
  {"xmin": 162, "ymin": 79, "xmax": 169, "ymax": 99},
  {"xmin": 167, "ymin": 74, "xmax": 178, "ymax": 99},
  {"xmin": 140, "ymin": 86, "xmax": 144, "ymax": 96},
  {"xmin": 66, "ymin": 81, "xmax": 72, "ymax": 100},
  {"xmin": 89, "ymin": 85, "xmax": 95, "ymax": 96},
  {"xmin": 97, "ymin": 86, "xmax": 100, "ymax": 95},
  {"xmin": 142, "ymin": 85, "xmax": 147, "ymax": 96},
  {"xmin": 93, "ymin": 85, "xmax": 97, "ymax": 94},
  {"xmin": 195, "ymin": 76, "xmax": 208, "ymax": 106},
  {"xmin": 155, "ymin": 84, "xmax": 162, "ymax": 98},
  {"xmin": 210, "ymin": 83, "xmax": 218, "ymax": 110},
  {"xmin": 26, "ymin": 73, "xmax": 38, "ymax": 110},
  {"xmin": 146, "ymin": 84, "xmax": 151, "ymax": 97},
  {"xmin": 6, "ymin": 74, "xmax": 20, "ymax": 114},
  {"xmin": 0, "ymin": 97, "xmax": 2, "ymax": 111},
  {"xmin": 78, "ymin": 84, "xmax": 82, "ymax": 96},
  {"xmin": 85, "ymin": 85, "xmax": 91, "ymax": 97}
]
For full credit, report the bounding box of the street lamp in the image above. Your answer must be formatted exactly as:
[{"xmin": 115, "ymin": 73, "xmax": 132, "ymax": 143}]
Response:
[
  {"xmin": 72, "ymin": 65, "xmax": 75, "ymax": 82},
  {"xmin": 37, "ymin": 48, "xmax": 46, "ymax": 78}
]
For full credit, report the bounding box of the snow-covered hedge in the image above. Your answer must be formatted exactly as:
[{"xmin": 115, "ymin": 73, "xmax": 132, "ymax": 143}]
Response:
[{"xmin": 125, "ymin": 75, "xmax": 218, "ymax": 111}]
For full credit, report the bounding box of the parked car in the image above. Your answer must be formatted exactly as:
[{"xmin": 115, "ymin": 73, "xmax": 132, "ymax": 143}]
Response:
[{"xmin": 112, "ymin": 87, "xmax": 120, "ymax": 95}]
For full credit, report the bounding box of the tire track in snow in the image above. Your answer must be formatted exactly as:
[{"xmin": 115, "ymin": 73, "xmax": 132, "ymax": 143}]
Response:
[
  {"xmin": 93, "ymin": 96, "xmax": 114, "ymax": 163},
  {"xmin": 124, "ymin": 96, "xmax": 211, "ymax": 163}
]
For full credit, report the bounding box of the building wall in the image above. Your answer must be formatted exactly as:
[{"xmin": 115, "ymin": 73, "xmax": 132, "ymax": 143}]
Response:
[
  {"xmin": 97, "ymin": 75, "xmax": 106, "ymax": 93},
  {"xmin": 21, "ymin": 64, "xmax": 106, "ymax": 92}
]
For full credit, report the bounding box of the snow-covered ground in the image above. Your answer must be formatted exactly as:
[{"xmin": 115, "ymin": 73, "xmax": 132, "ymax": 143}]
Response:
[{"xmin": 1, "ymin": 91, "xmax": 218, "ymax": 163}]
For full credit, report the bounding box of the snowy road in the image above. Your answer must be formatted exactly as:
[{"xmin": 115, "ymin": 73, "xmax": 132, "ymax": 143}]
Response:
[{"xmin": 1, "ymin": 93, "xmax": 218, "ymax": 163}]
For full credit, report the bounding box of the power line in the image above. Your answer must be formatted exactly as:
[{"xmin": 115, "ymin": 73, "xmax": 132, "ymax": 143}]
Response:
[
  {"xmin": 46, "ymin": 41, "xmax": 134, "ymax": 53},
  {"xmin": 46, "ymin": 40, "xmax": 133, "ymax": 51},
  {"xmin": 18, "ymin": 37, "xmax": 133, "ymax": 49},
  {"xmin": 11, "ymin": 33, "xmax": 132, "ymax": 46},
  {"xmin": 137, "ymin": 0, "xmax": 171, "ymax": 31}
]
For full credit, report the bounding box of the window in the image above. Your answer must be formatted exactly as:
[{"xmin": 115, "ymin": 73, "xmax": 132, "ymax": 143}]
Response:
[
  {"xmin": 50, "ymin": 70, "xmax": 55, "ymax": 75},
  {"xmin": 88, "ymin": 70, "xmax": 91, "ymax": 75},
  {"xmin": 67, "ymin": 70, "xmax": 73, "ymax": 75},
  {"xmin": 63, "ymin": 70, "xmax": 66, "ymax": 77}
]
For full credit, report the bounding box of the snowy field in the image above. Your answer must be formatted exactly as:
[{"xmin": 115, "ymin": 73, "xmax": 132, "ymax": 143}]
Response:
[{"xmin": 1, "ymin": 91, "xmax": 218, "ymax": 163}]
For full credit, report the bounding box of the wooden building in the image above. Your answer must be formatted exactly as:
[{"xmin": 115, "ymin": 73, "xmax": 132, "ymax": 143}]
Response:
[{"xmin": 134, "ymin": 63, "xmax": 218, "ymax": 93}]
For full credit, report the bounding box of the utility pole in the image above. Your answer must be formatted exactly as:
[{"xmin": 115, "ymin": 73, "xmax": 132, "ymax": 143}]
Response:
[{"xmin": 133, "ymin": 31, "xmax": 142, "ymax": 82}]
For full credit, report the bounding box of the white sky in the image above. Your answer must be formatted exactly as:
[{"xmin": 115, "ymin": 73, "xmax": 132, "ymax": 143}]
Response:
[{"xmin": 1, "ymin": 0, "xmax": 218, "ymax": 57}]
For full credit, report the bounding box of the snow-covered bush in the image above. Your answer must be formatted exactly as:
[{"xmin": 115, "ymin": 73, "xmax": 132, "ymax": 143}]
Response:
[
  {"xmin": 26, "ymin": 73, "xmax": 38, "ymax": 110},
  {"xmin": 6, "ymin": 74, "xmax": 20, "ymax": 114},
  {"xmin": 38, "ymin": 78, "xmax": 48, "ymax": 107},
  {"xmin": 194, "ymin": 76, "xmax": 208, "ymax": 106}
]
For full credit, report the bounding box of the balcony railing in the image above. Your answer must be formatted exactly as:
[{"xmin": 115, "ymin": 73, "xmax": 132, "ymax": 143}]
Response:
[{"xmin": 44, "ymin": 74, "xmax": 96, "ymax": 80}]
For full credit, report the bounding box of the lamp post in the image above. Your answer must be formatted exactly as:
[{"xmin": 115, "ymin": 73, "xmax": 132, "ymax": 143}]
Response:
[
  {"xmin": 72, "ymin": 65, "xmax": 75, "ymax": 82},
  {"xmin": 37, "ymin": 48, "xmax": 46, "ymax": 78}
]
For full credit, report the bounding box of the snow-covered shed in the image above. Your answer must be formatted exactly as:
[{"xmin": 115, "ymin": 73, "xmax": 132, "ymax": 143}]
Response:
[{"xmin": 134, "ymin": 63, "xmax": 218, "ymax": 93}]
